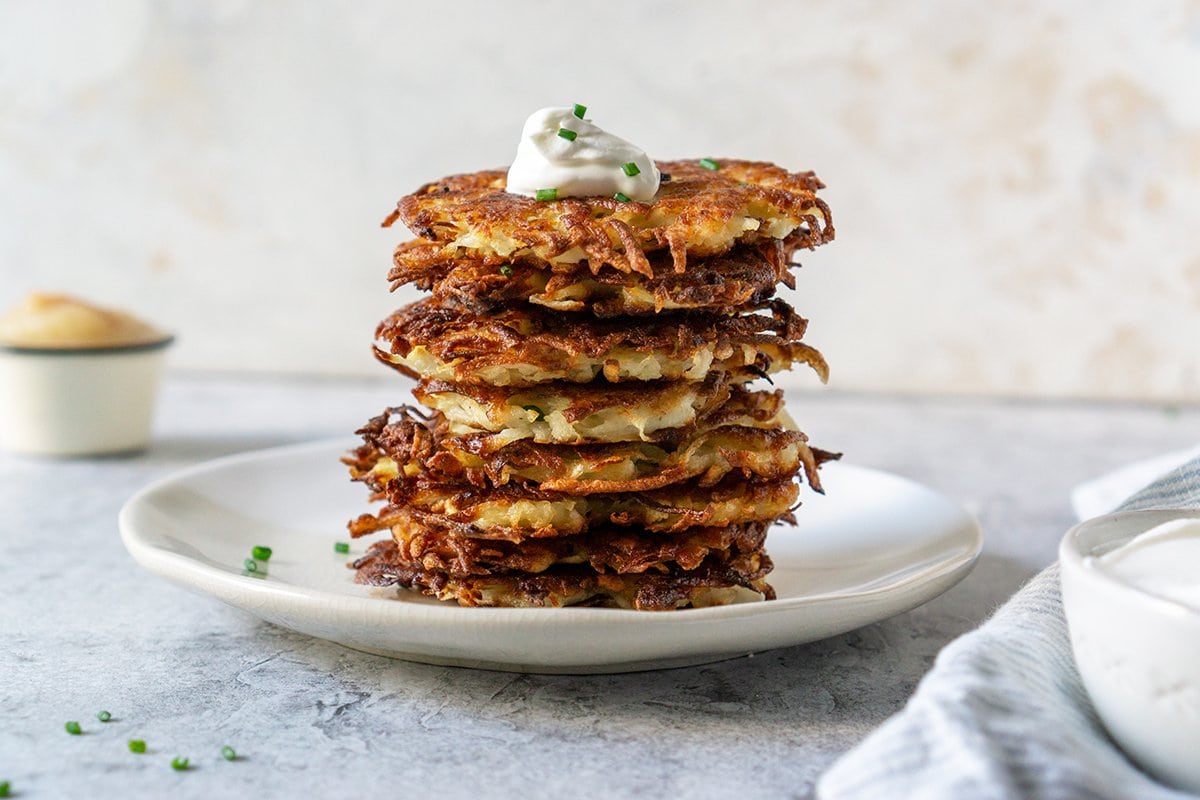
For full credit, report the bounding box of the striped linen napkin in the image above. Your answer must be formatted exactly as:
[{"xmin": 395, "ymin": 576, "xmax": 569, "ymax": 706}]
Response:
[{"xmin": 817, "ymin": 455, "xmax": 1200, "ymax": 800}]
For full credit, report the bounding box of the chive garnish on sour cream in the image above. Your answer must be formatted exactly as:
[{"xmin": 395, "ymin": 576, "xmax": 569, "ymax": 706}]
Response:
[
  {"xmin": 699, "ymin": 158, "xmax": 720, "ymax": 171},
  {"xmin": 535, "ymin": 188, "xmax": 558, "ymax": 202},
  {"xmin": 557, "ymin": 128, "xmax": 577, "ymax": 141},
  {"xmin": 573, "ymin": 103, "xmax": 587, "ymax": 119},
  {"xmin": 621, "ymin": 162, "xmax": 640, "ymax": 177}
]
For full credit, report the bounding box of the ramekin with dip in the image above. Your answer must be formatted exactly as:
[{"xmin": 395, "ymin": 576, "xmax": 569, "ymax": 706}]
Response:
[
  {"xmin": 0, "ymin": 293, "xmax": 173, "ymax": 456},
  {"xmin": 1060, "ymin": 510, "xmax": 1200, "ymax": 793}
]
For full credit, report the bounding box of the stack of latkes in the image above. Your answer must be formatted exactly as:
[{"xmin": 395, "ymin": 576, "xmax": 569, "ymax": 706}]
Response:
[{"xmin": 345, "ymin": 159, "xmax": 837, "ymax": 610}]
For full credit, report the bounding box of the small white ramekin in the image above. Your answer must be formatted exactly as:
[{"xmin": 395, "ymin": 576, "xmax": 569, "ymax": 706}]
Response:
[
  {"xmin": 1060, "ymin": 508, "xmax": 1200, "ymax": 794},
  {"xmin": 0, "ymin": 337, "xmax": 173, "ymax": 457}
]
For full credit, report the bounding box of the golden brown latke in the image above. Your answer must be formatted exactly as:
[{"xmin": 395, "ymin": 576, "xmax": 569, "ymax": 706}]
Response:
[
  {"xmin": 412, "ymin": 373, "xmax": 736, "ymax": 445},
  {"xmin": 384, "ymin": 510, "xmax": 771, "ymax": 577},
  {"xmin": 364, "ymin": 383, "xmax": 796, "ymax": 453},
  {"xmin": 353, "ymin": 538, "xmax": 775, "ymax": 609},
  {"xmin": 345, "ymin": 404, "xmax": 836, "ymax": 496},
  {"xmin": 348, "ymin": 477, "xmax": 801, "ymax": 542},
  {"xmin": 384, "ymin": 160, "xmax": 833, "ymax": 275},
  {"xmin": 388, "ymin": 239, "xmax": 792, "ymax": 317},
  {"xmin": 374, "ymin": 297, "xmax": 827, "ymax": 387}
]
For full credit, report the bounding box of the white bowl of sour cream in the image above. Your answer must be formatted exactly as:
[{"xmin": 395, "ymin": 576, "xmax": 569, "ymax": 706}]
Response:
[{"xmin": 1060, "ymin": 510, "xmax": 1200, "ymax": 794}]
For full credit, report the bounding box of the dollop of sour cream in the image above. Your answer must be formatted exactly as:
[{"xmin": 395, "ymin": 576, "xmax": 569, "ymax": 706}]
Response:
[
  {"xmin": 1090, "ymin": 518, "xmax": 1200, "ymax": 611},
  {"xmin": 505, "ymin": 107, "xmax": 661, "ymax": 203}
]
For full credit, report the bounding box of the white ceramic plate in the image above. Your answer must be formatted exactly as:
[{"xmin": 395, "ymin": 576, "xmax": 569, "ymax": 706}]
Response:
[{"xmin": 120, "ymin": 439, "xmax": 982, "ymax": 674}]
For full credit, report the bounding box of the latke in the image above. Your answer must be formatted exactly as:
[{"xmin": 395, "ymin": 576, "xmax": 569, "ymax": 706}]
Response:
[
  {"xmin": 348, "ymin": 477, "xmax": 800, "ymax": 542},
  {"xmin": 383, "ymin": 512, "xmax": 770, "ymax": 577},
  {"xmin": 388, "ymin": 239, "xmax": 792, "ymax": 316},
  {"xmin": 412, "ymin": 374, "xmax": 733, "ymax": 445},
  {"xmin": 346, "ymin": 405, "xmax": 836, "ymax": 496},
  {"xmin": 353, "ymin": 538, "xmax": 774, "ymax": 609},
  {"xmin": 384, "ymin": 160, "xmax": 833, "ymax": 275},
  {"xmin": 375, "ymin": 297, "xmax": 827, "ymax": 387}
]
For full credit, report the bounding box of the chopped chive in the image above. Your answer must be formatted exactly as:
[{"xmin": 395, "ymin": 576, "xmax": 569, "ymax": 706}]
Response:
[
  {"xmin": 243, "ymin": 558, "xmax": 258, "ymax": 573},
  {"xmin": 251, "ymin": 545, "xmax": 272, "ymax": 561},
  {"xmin": 334, "ymin": 541, "xmax": 350, "ymax": 554},
  {"xmin": 621, "ymin": 162, "xmax": 640, "ymax": 177},
  {"xmin": 573, "ymin": 103, "xmax": 587, "ymax": 119},
  {"xmin": 699, "ymin": 158, "xmax": 720, "ymax": 171},
  {"xmin": 0, "ymin": 780, "xmax": 9, "ymax": 798},
  {"xmin": 521, "ymin": 405, "xmax": 546, "ymax": 422},
  {"xmin": 659, "ymin": 173, "xmax": 671, "ymax": 183},
  {"xmin": 613, "ymin": 192, "xmax": 632, "ymax": 203},
  {"xmin": 499, "ymin": 264, "xmax": 514, "ymax": 277},
  {"xmin": 556, "ymin": 128, "xmax": 577, "ymax": 141},
  {"xmin": 97, "ymin": 710, "xmax": 112, "ymax": 723},
  {"xmin": 221, "ymin": 745, "xmax": 237, "ymax": 761},
  {"xmin": 535, "ymin": 188, "xmax": 558, "ymax": 202},
  {"xmin": 129, "ymin": 739, "xmax": 147, "ymax": 753},
  {"xmin": 171, "ymin": 756, "xmax": 190, "ymax": 771},
  {"xmin": 65, "ymin": 721, "xmax": 82, "ymax": 735}
]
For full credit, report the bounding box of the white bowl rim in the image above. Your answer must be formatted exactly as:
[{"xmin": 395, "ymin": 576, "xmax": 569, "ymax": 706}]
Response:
[
  {"xmin": 1060, "ymin": 508, "xmax": 1200, "ymax": 622},
  {"xmin": 0, "ymin": 334, "xmax": 175, "ymax": 356}
]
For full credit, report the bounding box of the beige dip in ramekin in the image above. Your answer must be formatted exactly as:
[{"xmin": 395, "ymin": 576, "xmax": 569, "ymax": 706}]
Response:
[{"xmin": 0, "ymin": 293, "xmax": 173, "ymax": 456}]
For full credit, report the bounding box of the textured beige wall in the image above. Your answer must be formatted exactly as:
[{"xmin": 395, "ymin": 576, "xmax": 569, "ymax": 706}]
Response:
[{"xmin": 2, "ymin": 1, "xmax": 1198, "ymax": 400}]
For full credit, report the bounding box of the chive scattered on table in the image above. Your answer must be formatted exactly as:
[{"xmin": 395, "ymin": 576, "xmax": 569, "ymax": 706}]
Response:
[
  {"xmin": 243, "ymin": 558, "xmax": 258, "ymax": 573},
  {"xmin": 171, "ymin": 756, "xmax": 190, "ymax": 771},
  {"xmin": 251, "ymin": 546, "xmax": 272, "ymax": 561},
  {"xmin": 334, "ymin": 541, "xmax": 350, "ymax": 554},
  {"xmin": 129, "ymin": 739, "xmax": 147, "ymax": 753},
  {"xmin": 0, "ymin": 780, "xmax": 11, "ymax": 797},
  {"xmin": 221, "ymin": 745, "xmax": 237, "ymax": 761},
  {"xmin": 97, "ymin": 710, "xmax": 112, "ymax": 722},
  {"xmin": 65, "ymin": 720, "xmax": 82, "ymax": 735}
]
